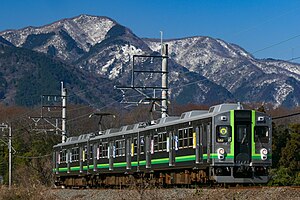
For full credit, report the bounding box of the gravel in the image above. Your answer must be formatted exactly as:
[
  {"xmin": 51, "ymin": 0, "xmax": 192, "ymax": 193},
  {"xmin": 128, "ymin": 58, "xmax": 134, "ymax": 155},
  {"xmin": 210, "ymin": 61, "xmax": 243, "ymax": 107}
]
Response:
[{"xmin": 47, "ymin": 187, "xmax": 300, "ymax": 200}]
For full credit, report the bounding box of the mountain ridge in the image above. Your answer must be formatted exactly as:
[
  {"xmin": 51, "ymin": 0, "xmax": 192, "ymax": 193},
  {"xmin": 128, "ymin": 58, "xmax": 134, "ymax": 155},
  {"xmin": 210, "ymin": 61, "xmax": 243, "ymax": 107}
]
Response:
[{"xmin": 0, "ymin": 15, "xmax": 299, "ymax": 108}]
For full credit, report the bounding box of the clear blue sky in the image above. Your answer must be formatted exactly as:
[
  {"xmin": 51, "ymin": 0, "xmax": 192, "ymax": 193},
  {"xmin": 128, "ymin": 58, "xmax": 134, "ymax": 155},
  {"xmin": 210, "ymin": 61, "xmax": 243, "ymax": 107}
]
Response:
[{"xmin": 1, "ymin": 0, "xmax": 300, "ymax": 62}]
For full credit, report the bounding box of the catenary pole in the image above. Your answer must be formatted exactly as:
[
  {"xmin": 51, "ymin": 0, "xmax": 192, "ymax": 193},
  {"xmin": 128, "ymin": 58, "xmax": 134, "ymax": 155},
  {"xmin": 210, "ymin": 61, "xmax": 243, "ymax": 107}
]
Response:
[
  {"xmin": 8, "ymin": 125, "xmax": 11, "ymax": 189},
  {"xmin": 161, "ymin": 44, "xmax": 168, "ymax": 118},
  {"xmin": 61, "ymin": 82, "xmax": 67, "ymax": 143}
]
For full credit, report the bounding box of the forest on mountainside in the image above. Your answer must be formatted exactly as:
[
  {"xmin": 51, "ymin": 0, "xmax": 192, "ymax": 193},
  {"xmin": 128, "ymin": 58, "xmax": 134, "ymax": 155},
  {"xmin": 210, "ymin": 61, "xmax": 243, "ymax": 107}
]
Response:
[{"xmin": 0, "ymin": 103, "xmax": 299, "ymax": 187}]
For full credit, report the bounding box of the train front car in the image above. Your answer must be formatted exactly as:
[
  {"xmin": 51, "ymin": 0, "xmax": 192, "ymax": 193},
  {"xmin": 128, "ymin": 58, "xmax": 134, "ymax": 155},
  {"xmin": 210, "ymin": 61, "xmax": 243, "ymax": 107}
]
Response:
[{"xmin": 211, "ymin": 104, "xmax": 272, "ymax": 183}]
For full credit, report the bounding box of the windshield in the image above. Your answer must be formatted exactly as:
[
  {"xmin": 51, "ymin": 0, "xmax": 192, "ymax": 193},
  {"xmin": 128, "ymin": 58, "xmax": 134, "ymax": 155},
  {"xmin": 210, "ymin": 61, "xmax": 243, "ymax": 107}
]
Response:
[{"xmin": 255, "ymin": 126, "xmax": 269, "ymax": 143}]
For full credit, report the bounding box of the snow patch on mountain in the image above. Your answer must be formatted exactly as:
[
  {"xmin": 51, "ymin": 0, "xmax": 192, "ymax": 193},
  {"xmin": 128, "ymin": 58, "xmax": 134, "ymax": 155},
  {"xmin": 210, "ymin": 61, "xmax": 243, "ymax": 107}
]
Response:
[
  {"xmin": 274, "ymin": 82, "xmax": 294, "ymax": 108},
  {"xmin": 0, "ymin": 15, "xmax": 115, "ymax": 52}
]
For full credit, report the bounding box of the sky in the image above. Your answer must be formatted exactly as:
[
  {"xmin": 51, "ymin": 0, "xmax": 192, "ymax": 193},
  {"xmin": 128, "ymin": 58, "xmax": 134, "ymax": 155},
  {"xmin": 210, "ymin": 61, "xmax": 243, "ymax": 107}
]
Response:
[{"xmin": 1, "ymin": 0, "xmax": 300, "ymax": 63}]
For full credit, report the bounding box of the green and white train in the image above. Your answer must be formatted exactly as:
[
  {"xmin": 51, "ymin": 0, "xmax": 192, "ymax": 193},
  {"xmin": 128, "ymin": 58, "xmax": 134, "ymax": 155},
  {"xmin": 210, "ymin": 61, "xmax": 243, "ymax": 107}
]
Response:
[{"xmin": 53, "ymin": 103, "xmax": 272, "ymax": 187}]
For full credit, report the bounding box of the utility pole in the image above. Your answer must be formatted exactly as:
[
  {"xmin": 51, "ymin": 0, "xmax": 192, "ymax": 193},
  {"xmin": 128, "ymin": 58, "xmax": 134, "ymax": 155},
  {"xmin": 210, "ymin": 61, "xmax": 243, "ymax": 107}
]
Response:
[
  {"xmin": 0, "ymin": 123, "xmax": 12, "ymax": 189},
  {"xmin": 8, "ymin": 126, "xmax": 11, "ymax": 189},
  {"xmin": 160, "ymin": 31, "xmax": 163, "ymax": 55},
  {"xmin": 161, "ymin": 44, "xmax": 168, "ymax": 118},
  {"xmin": 115, "ymin": 44, "xmax": 169, "ymax": 119},
  {"xmin": 61, "ymin": 82, "xmax": 67, "ymax": 143},
  {"xmin": 30, "ymin": 81, "xmax": 67, "ymax": 143}
]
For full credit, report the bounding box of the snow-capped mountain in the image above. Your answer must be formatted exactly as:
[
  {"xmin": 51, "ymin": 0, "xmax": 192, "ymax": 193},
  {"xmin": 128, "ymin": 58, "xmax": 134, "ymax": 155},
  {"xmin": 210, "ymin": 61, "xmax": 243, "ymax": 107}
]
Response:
[
  {"xmin": 1, "ymin": 14, "xmax": 300, "ymax": 108},
  {"xmin": 0, "ymin": 15, "xmax": 116, "ymax": 61},
  {"xmin": 145, "ymin": 37, "xmax": 300, "ymax": 107}
]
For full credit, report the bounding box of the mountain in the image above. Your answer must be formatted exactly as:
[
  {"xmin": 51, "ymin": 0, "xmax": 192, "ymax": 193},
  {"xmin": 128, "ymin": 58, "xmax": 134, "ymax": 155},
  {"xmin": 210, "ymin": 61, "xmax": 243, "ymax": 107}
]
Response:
[
  {"xmin": 0, "ymin": 15, "xmax": 116, "ymax": 62},
  {"xmin": 0, "ymin": 43, "xmax": 118, "ymax": 107},
  {"xmin": 145, "ymin": 37, "xmax": 300, "ymax": 108},
  {"xmin": 0, "ymin": 14, "xmax": 300, "ymax": 108}
]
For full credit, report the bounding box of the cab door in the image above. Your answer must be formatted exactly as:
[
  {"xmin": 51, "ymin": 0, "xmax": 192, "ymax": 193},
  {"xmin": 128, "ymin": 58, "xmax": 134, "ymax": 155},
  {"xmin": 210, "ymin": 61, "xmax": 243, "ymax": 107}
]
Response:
[
  {"xmin": 235, "ymin": 124, "xmax": 251, "ymax": 164},
  {"xmin": 234, "ymin": 111, "xmax": 252, "ymax": 164}
]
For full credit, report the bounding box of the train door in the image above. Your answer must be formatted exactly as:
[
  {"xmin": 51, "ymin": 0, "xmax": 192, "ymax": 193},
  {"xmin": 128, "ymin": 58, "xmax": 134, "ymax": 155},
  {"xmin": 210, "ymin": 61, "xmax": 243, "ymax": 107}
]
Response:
[
  {"xmin": 93, "ymin": 143, "xmax": 98, "ymax": 172},
  {"xmin": 109, "ymin": 140, "xmax": 115, "ymax": 171},
  {"xmin": 234, "ymin": 119, "xmax": 252, "ymax": 164},
  {"xmin": 145, "ymin": 133, "xmax": 151, "ymax": 169},
  {"xmin": 195, "ymin": 126, "xmax": 202, "ymax": 164},
  {"xmin": 126, "ymin": 136, "xmax": 132, "ymax": 170},
  {"xmin": 168, "ymin": 130, "xmax": 175, "ymax": 167}
]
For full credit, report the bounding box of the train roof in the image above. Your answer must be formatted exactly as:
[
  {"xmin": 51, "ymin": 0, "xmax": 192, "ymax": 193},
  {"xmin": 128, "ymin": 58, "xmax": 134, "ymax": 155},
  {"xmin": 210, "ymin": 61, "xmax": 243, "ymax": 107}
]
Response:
[{"xmin": 53, "ymin": 103, "xmax": 244, "ymax": 148}]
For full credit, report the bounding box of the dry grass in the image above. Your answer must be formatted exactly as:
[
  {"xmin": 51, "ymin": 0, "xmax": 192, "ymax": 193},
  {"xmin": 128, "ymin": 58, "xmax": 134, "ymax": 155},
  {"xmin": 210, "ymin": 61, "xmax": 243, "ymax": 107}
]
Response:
[{"xmin": 0, "ymin": 186, "xmax": 57, "ymax": 200}]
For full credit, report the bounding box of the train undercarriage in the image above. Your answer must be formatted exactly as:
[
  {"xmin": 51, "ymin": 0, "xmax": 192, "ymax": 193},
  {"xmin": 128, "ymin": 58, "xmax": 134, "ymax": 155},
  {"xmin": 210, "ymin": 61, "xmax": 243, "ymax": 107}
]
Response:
[
  {"xmin": 55, "ymin": 166, "xmax": 269, "ymax": 188},
  {"xmin": 55, "ymin": 169, "xmax": 210, "ymax": 188}
]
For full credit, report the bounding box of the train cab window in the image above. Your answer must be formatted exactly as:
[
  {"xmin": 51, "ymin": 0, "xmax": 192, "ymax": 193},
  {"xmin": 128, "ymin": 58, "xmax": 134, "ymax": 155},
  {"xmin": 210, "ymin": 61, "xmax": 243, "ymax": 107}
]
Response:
[
  {"xmin": 255, "ymin": 126, "xmax": 269, "ymax": 143},
  {"xmin": 216, "ymin": 126, "xmax": 231, "ymax": 143},
  {"xmin": 237, "ymin": 126, "xmax": 248, "ymax": 143}
]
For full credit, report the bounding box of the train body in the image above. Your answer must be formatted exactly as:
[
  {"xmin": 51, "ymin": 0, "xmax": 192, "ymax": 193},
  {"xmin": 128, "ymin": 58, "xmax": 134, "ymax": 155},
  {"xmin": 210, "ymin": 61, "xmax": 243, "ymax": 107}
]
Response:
[{"xmin": 53, "ymin": 103, "xmax": 272, "ymax": 187}]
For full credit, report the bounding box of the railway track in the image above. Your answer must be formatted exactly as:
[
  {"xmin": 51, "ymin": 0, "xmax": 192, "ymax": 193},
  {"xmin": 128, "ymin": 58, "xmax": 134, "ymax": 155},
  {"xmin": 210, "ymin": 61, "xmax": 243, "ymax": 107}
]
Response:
[{"xmin": 49, "ymin": 186, "xmax": 300, "ymax": 200}]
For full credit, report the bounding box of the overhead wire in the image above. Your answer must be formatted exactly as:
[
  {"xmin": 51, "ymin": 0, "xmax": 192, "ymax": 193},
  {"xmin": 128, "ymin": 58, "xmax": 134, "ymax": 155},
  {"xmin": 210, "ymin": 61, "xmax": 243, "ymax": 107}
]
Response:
[
  {"xmin": 14, "ymin": 153, "xmax": 52, "ymax": 159},
  {"xmin": 287, "ymin": 56, "xmax": 300, "ymax": 62},
  {"xmin": 252, "ymin": 33, "xmax": 300, "ymax": 55},
  {"xmin": 272, "ymin": 112, "xmax": 300, "ymax": 120}
]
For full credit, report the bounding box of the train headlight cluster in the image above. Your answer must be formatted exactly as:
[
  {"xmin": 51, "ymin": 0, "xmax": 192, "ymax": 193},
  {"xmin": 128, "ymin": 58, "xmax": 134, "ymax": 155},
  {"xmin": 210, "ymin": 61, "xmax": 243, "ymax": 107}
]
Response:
[
  {"xmin": 217, "ymin": 148, "xmax": 225, "ymax": 160},
  {"xmin": 260, "ymin": 148, "xmax": 268, "ymax": 160}
]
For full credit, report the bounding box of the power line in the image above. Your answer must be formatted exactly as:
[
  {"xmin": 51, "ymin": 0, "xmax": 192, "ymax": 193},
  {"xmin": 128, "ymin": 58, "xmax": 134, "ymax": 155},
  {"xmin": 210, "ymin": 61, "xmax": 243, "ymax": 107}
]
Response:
[
  {"xmin": 252, "ymin": 33, "xmax": 300, "ymax": 54},
  {"xmin": 272, "ymin": 112, "xmax": 300, "ymax": 120},
  {"xmin": 14, "ymin": 153, "xmax": 52, "ymax": 159},
  {"xmin": 233, "ymin": 6, "xmax": 300, "ymax": 38},
  {"xmin": 287, "ymin": 56, "xmax": 300, "ymax": 62}
]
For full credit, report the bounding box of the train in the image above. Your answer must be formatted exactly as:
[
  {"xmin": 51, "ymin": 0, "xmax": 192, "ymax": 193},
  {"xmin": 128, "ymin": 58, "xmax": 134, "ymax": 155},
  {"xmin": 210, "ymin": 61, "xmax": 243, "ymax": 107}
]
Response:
[{"xmin": 52, "ymin": 103, "xmax": 272, "ymax": 187}]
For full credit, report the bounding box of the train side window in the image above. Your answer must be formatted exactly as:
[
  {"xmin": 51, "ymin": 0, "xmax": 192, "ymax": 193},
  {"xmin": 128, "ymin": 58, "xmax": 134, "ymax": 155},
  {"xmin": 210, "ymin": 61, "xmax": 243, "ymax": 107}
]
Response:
[
  {"xmin": 60, "ymin": 149, "xmax": 66, "ymax": 163},
  {"xmin": 102, "ymin": 142, "xmax": 108, "ymax": 158},
  {"xmin": 120, "ymin": 140, "xmax": 125, "ymax": 156},
  {"xmin": 158, "ymin": 132, "xmax": 167, "ymax": 151},
  {"xmin": 98, "ymin": 144, "xmax": 103, "ymax": 159},
  {"xmin": 71, "ymin": 147, "xmax": 79, "ymax": 161},
  {"xmin": 216, "ymin": 126, "xmax": 231, "ymax": 143},
  {"xmin": 154, "ymin": 135, "xmax": 158, "ymax": 152},
  {"xmin": 90, "ymin": 145, "xmax": 93, "ymax": 160},
  {"xmin": 188, "ymin": 128, "xmax": 193, "ymax": 147},
  {"xmin": 183, "ymin": 129, "xmax": 188, "ymax": 147},
  {"xmin": 255, "ymin": 126, "xmax": 269, "ymax": 143},
  {"xmin": 116, "ymin": 139, "xmax": 125, "ymax": 157},
  {"xmin": 134, "ymin": 137, "xmax": 137, "ymax": 155},
  {"xmin": 178, "ymin": 129, "xmax": 183, "ymax": 148},
  {"xmin": 115, "ymin": 140, "xmax": 119, "ymax": 157},
  {"xmin": 178, "ymin": 128, "xmax": 193, "ymax": 148},
  {"xmin": 162, "ymin": 132, "xmax": 167, "ymax": 150},
  {"xmin": 140, "ymin": 136, "xmax": 144, "ymax": 154}
]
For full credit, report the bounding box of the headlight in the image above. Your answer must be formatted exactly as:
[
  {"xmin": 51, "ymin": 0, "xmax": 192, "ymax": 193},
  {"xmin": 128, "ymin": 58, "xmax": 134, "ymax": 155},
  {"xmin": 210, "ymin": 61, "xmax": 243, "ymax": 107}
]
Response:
[
  {"xmin": 217, "ymin": 148, "xmax": 225, "ymax": 160},
  {"xmin": 260, "ymin": 148, "xmax": 268, "ymax": 160}
]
